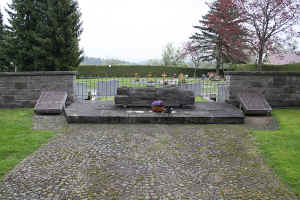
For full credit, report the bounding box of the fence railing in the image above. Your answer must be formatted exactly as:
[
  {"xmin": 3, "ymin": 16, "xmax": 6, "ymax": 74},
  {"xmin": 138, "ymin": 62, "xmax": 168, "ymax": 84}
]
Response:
[{"xmin": 75, "ymin": 76, "xmax": 229, "ymax": 102}]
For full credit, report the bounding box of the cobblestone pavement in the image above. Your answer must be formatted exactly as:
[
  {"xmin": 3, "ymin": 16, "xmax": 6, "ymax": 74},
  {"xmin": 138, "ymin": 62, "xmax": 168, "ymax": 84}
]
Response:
[{"xmin": 0, "ymin": 115, "xmax": 297, "ymax": 200}]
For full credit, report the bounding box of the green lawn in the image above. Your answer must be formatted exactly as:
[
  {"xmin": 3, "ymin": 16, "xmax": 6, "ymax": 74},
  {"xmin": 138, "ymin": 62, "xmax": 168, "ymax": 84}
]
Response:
[
  {"xmin": 0, "ymin": 109, "xmax": 57, "ymax": 180},
  {"xmin": 252, "ymin": 109, "xmax": 300, "ymax": 197},
  {"xmin": 195, "ymin": 96, "xmax": 209, "ymax": 102}
]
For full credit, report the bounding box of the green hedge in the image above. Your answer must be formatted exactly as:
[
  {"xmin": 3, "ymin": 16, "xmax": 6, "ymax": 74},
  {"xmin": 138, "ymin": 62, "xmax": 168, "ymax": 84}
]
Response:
[
  {"xmin": 78, "ymin": 65, "xmax": 216, "ymax": 77},
  {"xmin": 231, "ymin": 63, "xmax": 300, "ymax": 72}
]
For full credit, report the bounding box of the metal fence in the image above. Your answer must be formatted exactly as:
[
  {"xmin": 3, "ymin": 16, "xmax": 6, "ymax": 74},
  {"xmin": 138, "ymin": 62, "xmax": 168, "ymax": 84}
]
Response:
[{"xmin": 75, "ymin": 76, "xmax": 229, "ymax": 102}]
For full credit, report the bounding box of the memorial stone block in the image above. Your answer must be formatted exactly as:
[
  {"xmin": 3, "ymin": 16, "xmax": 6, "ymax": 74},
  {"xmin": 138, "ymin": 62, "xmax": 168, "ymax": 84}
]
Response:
[
  {"xmin": 34, "ymin": 91, "xmax": 68, "ymax": 114},
  {"xmin": 238, "ymin": 91, "xmax": 272, "ymax": 115},
  {"xmin": 115, "ymin": 87, "xmax": 194, "ymax": 108}
]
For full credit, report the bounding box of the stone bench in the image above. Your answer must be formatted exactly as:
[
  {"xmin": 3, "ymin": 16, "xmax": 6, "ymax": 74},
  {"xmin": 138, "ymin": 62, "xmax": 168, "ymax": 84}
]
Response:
[{"xmin": 115, "ymin": 87, "xmax": 195, "ymax": 108}]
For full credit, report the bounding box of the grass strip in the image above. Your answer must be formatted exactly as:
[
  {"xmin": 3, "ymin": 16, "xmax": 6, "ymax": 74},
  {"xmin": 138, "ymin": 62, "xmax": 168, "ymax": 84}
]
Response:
[
  {"xmin": 252, "ymin": 109, "xmax": 300, "ymax": 197},
  {"xmin": 0, "ymin": 109, "xmax": 57, "ymax": 180}
]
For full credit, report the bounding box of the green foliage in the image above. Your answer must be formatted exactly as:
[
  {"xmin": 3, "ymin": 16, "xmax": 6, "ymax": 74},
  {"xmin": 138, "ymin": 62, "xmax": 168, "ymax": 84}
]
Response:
[
  {"xmin": 0, "ymin": 109, "xmax": 56, "ymax": 179},
  {"xmin": 231, "ymin": 63, "xmax": 300, "ymax": 72},
  {"xmin": 191, "ymin": 0, "xmax": 247, "ymax": 73},
  {"xmin": 6, "ymin": 0, "xmax": 83, "ymax": 71},
  {"xmin": 252, "ymin": 109, "xmax": 300, "ymax": 197},
  {"xmin": 43, "ymin": 0, "xmax": 83, "ymax": 70},
  {"xmin": 0, "ymin": 8, "xmax": 2, "ymax": 34},
  {"xmin": 162, "ymin": 43, "xmax": 186, "ymax": 66},
  {"xmin": 195, "ymin": 96, "xmax": 209, "ymax": 102},
  {"xmin": 0, "ymin": 8, "xmax": 12, "ymax": 72},
  {"xmin": 78, "ymin": 65, "xmax": 215, "ymax": 77}
]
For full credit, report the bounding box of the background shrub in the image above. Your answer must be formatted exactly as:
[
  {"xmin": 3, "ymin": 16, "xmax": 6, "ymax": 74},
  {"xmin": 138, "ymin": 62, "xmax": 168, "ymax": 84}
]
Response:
[{"xmin": 231, "ymin": 63, "xmax": 300, "ymax": 72}]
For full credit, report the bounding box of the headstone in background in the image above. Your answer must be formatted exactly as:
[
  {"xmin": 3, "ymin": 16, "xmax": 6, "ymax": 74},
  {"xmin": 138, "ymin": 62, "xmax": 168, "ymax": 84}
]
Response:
[
  {"xmin": 75, "ymin": 82, "xmax": 89, "ymax": 100},
  {"xmin": 96, "ymin": 80, "xmax": 120, "ymax": 97},
  {"xmin": 217, "ymin": 84, "xmax": 229, "ymax": 103}
]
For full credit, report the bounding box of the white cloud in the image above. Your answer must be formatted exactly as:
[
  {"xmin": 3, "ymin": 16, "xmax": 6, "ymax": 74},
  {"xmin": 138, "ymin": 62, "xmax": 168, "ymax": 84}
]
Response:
[{"xmin": 0, "ymin": 0, "xmax": 208, "ymax": 61}]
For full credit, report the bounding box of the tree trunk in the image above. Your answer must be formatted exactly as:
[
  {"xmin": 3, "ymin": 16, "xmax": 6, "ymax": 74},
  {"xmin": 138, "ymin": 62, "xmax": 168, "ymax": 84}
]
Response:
[
  {"xmin": 257, "ymin": 51, "xmax": 263, "ymax": 71},
  {"xmin": 257, "ymin": 43, "xmax": 265, "ymax": 71},
  {"xmin": 193, "ymin": 60, "xmax": 197, "ymax": 79},
  {"xmin": 216, "ymin": 57, "xmax": 220, "ymax": 75},
  {"xmin": 216, "ymin": 39, "xmax": 223, "ymax": 75}
]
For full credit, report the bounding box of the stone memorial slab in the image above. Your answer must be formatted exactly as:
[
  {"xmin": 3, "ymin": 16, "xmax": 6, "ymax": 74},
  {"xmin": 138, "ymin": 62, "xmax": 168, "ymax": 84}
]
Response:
[
  {"xmin": 238, "ymin": 91, "xmax": 272, "ymax": 115},
  {"xmin": 64, "ymin": 101, "xmax": 244, "ymax": 124},
  {"xmin": 34, "ymin": 91, "xmax": 68, "ymax": 114},
  {"xmin": 115, "ymin": 87, "xmax": 195, "ymax": 108},
  {"xmin": 75, "ymin": 82, "xmax": 89, "ymax": 100}
]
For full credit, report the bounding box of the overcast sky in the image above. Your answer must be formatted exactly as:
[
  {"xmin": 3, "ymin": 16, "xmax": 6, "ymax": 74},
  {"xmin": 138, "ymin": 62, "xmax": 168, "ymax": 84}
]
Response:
[{"xmin": 0, "ymin": 0, "xmax": 208, "ymax": 61}]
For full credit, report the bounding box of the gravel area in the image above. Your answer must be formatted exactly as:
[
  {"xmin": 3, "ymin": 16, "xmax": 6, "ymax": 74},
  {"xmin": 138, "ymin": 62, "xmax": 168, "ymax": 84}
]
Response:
[{"xmin": 0, "ymin": 115, "xmax": 297, "ymax": 200}]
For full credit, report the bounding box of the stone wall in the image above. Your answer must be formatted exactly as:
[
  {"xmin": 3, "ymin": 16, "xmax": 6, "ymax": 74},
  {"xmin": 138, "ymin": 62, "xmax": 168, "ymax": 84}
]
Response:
[
  {"xmin": 225, "ymin": 71, "xmax": 300, "ymax": 108},
  {"xmin": 0, "ymin": 71, "xmax": 77, "ymax": 108}
]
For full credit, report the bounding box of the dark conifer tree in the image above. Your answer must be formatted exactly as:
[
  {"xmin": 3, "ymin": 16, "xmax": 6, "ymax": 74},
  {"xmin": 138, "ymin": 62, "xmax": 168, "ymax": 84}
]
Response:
[
  {"xmin": 0, "ymin": 6, "xmax": 11, "ymax": 71},
  {"xmin": 0, "ymin": 7, "xmax": 4, "ymax": 70},
  {"xmin": 0, "ymin": 7, "xmax": 3, "ymax": 43},
  {"xmin": 6, "ymin": 0, "xmax": 83, "ymax": 71},
  {"xmin": 6, "ymin": 0, "xmax": 44, "ymax": 71},
  {"xmin": 45, "ymin": 0, "xmax": 83, "ymax": 71},
  {"xmin": 191, "ymin": 0, "xmax": 248, "ymax": 74}
]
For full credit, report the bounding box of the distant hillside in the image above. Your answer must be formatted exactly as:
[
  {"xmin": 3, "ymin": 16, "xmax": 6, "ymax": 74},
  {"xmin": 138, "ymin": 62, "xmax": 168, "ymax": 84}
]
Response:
[
  {"xmin": 81, "ymin": 57, "xmax": 103, "ymax": 65},
  {"xmin": 81, "ymin": 57, "xmax": 135, "ymax": 65}
]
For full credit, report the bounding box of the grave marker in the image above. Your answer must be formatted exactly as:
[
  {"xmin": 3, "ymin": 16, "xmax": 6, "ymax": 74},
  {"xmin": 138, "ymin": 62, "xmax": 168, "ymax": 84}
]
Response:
[
  {"xmin": 34, "ymin": 91, "xmax": 68, "ymax": 114},
  {"xmin": 238, "ymin": 91, "xmax": 272, "ymax": 115}
]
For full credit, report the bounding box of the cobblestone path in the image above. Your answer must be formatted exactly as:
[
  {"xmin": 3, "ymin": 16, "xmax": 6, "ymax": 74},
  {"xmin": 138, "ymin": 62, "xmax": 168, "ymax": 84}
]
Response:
[{"xmin": 0, "ymin": 115, "xmax": 297, "ymax": 200}]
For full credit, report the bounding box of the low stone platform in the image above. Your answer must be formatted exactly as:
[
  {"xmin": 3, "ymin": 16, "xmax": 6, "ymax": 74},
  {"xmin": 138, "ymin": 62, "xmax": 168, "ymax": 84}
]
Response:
[
  {"xmin": 115, "ymin": 87, "xmax": 194, "ymax": 108},
  {"xmin": 64, "ymin": 101, "xmax": 244, "ymax": 124}
]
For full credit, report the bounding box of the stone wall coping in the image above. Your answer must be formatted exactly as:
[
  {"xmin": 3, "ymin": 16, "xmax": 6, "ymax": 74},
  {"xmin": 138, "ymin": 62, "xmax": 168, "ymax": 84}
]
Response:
[
  {"xmin": 225, "ymin": 71, "xmax": 300, "ymax": 76},
  {"xmin": 0, "ymin": 71, "xmax": 77, "ymax": 77}
]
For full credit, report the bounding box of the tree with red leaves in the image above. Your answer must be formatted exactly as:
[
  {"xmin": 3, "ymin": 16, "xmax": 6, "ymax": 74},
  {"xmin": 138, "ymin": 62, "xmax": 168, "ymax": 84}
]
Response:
[
  {"xmin": 190, "ymin": 0, "xmax": 249, "ymax": 74},
  {"xmin": 233, "ymin": 0, "xmax": 300, "ymax": 70},
  {"xmin": 180, "ymin": 40, "xmax": 203, "ymax": 78}
]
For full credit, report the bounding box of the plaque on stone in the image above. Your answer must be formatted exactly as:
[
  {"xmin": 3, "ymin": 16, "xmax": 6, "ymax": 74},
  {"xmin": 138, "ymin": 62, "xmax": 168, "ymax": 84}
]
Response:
[
  {"xmin": 34, "ymin": 91, "xmax": 68, "ymax": 114},
  {"xmin": 238, "ymin": 91, "xmax": 272, "ymax": 115}
]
